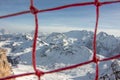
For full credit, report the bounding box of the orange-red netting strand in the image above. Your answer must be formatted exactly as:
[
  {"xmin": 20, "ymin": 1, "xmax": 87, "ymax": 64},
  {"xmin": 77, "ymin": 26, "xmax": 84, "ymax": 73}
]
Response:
[{"xmin": 0, "ymin": 0, "xmax": 120, "ymax": 80}]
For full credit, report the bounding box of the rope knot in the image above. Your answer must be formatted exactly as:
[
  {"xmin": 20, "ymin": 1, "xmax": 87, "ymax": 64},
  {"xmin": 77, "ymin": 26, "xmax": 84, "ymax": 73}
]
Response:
[
  {"xmin": 94, "ymin": 1, "xmax": 101, "ymax": 7},
  {"xmin": 30, "ymin": 6, "xmax": 39, "ymax": 14},
  {"xmin": 93, "ymin": 56, "xmax": 99, "ymax": 63},
  {"xmin": 35, "ymin": 69, "xmax": 44, "ymax": 77}
]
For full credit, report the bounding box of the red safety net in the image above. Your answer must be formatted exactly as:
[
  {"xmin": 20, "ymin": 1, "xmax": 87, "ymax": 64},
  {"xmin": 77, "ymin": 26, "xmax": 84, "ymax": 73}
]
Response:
[{"xmin": 0, "ymin": 0, "xmax": 120, "ymax": 80}]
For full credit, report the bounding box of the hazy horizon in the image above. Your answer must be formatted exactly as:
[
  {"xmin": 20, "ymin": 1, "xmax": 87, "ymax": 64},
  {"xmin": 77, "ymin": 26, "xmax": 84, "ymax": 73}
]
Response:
[
  {"xmin": 0, "ymin": 0, "xmax": 120, "ymax": 37},
  {"xmin": 0, "ymin": 27, "xmax": 120, "ymax": 37}
]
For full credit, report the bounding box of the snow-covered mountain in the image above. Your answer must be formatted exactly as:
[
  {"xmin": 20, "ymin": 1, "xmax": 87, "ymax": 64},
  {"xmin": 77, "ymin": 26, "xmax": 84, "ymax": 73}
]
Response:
[
  {"xmin": 97, "ymin": 32, "xmax": 120, "ymax": 57},
  {"xmin": 0, "ymin": 28, "xmax": 9, "ymax": 35},
  {"xmin": 0, "ymin": 30, "xmax": 120, "ymax": 80},
  {"xmin": 0, "ymin": 30, "xmax": 120, "ymax": 57}
]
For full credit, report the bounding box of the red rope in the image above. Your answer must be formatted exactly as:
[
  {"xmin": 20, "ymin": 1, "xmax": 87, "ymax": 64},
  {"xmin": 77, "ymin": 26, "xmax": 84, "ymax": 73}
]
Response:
[
  {"xmin": 45, "ymin": 60, "xmax": 93, "ymax": 74},
  {"xmin": 0, "ymin": 10, "xmax": 30, "ymax": 19},
  {"xmin": 30, "ymin": 0, "xmax": 34, "ymax": 6},
  {"xmin": 0, "ymin": 72, "xmax": 35, "ymax": 80},
  {"xmin": 100, "ymin": 54, "xmax": 120, "ymax": 62},
  {"xmin": 101, "ymin": 0, "xmax": 120, "ymax": 5},
  {"xmin": 30, "ymin": 1, "xmax": 45, "ymax": 80},
  {"xmin": 95, "ymin": 63, "xmax": 99, "ymax": 80},
  {"xmin": 0, "ymin": 0, "xmax": 120, "ymax": 80},
  {"xmin": 0, "ymin": 1, "xmax": 120, "ymax": 19},
  {"xmin": 30, "ymin": 6, "xmax": 38, "ymax": 72},
  {"xmin": 93, "ymin": 0, "xmax": 100, "ymax": 80},
  {"xmin": 32, "ymin": 13, "xmax": 38, "ymax": 71}
]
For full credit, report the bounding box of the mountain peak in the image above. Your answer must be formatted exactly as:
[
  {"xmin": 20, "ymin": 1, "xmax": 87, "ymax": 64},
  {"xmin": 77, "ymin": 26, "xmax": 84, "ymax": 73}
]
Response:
[{"xmin": 0, "ymin": 28, "xmax": 9, "ymax": 35}]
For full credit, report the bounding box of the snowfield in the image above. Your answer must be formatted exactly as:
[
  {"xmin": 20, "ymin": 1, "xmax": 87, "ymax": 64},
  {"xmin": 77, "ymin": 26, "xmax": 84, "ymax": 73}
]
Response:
[
  {"xmin": 13, "ymin": 60, "xmax": 120, "ymax": 80},
  {"xmin": 0, "ymin": 29, "xmax": 120, "ymax": 80}
]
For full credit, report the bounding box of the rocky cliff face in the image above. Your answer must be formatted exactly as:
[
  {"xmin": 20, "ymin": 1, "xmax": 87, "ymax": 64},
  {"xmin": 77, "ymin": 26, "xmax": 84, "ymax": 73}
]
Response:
[{"xmin": 0, "ymin": 48, "xmax": 14, "ymax": 80}]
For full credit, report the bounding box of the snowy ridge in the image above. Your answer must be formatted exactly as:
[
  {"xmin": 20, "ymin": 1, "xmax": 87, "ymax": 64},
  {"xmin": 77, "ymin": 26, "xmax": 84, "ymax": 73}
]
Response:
[
  {"xmin": 97, "ymin": 32, "xmax": 120, "ymax": 57},
  {"xmin": 0, "ymin": 30, "xmax": 120, "ymax": 80}
]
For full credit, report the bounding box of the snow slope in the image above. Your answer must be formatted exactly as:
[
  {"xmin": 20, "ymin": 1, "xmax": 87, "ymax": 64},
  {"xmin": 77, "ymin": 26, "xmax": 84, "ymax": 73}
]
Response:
[
  {"xmin": 0, "ymin": 29, "xmax": 120, "ymax": 80},
  {"xmin": 12, "ymin": 60, "xmax": 120, "ymax": 80}
]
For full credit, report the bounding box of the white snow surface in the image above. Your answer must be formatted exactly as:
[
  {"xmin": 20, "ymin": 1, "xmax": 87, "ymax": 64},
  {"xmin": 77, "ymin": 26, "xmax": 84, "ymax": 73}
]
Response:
[{"xmin": 0, "ymin": 30, "xmax": 120, "ymax": 80}]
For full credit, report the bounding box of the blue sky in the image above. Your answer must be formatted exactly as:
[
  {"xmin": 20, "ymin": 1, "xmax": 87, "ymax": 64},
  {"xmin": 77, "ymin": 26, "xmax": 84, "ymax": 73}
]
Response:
[{"xmin": 0, "ymin": 0, "xmax": 120, "ymax": 36}]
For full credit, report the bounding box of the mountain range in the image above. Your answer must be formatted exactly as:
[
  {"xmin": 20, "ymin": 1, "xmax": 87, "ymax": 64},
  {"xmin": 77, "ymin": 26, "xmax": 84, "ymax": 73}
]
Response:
[{"xmin": 0, "ymin": 29, "xmax": 120, "ymax": 80}]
